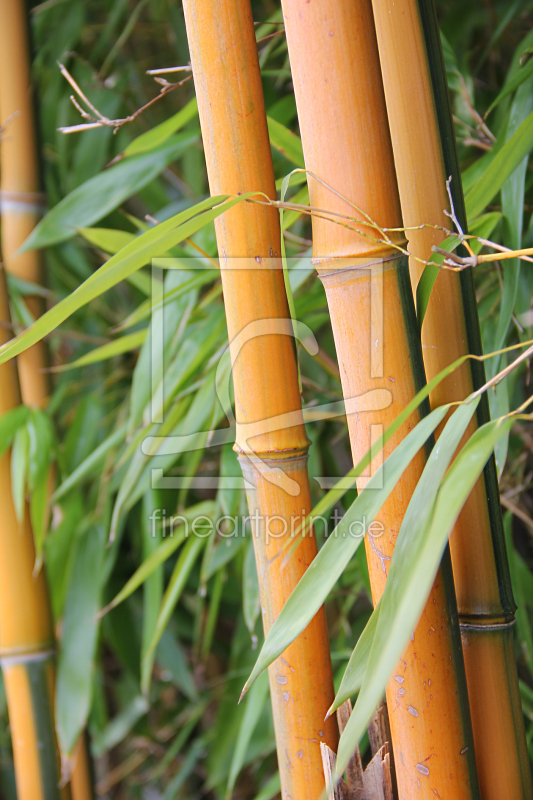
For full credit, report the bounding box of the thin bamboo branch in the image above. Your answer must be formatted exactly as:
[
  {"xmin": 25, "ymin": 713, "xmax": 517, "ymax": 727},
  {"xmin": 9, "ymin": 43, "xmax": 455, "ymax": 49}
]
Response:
[
  {"xmin": 280, "ymin": 0, "xmax": 479, "ymax": 797},
  {"xmin": 369, "ymin": 0, "xmax": 533, "ymax": 797},
  {"xmin": 182, "ymin": 1, "xmax": 338, "ymax": 798}
]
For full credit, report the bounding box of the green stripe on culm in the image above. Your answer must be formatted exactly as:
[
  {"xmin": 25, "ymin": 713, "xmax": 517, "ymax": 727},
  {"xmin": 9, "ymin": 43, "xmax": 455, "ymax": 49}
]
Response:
[
  {"xmin": 416, "ymin": 0, "xmax": 515, "ymax": 617},
  {"xmin": 27, "ymin": 658, "xmax": 61, "ymax": 800}
]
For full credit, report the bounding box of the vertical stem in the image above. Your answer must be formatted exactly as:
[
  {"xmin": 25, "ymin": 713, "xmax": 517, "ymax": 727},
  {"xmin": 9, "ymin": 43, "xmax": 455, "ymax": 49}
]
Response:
[
  {"xmin": 280, "ymin": 0, "xmax": 479, "ymax": 797},
  {"xmin": 370, "ymin": 0, "xmax": 533, "ymax": 797},
  {"xmin": 0, "ymin": 0, "xmax": 49, "ymax": 407},
  {"xmin": 182, "ymin": 2, "xmax": 338, "ymax": 798},
  {"xmin": 0, "ymin": 1, "xmax": 93, "ymax": 797},
  {"xmin": 0, "ymin": 270, "xmax": 64, "ymax": 800}
]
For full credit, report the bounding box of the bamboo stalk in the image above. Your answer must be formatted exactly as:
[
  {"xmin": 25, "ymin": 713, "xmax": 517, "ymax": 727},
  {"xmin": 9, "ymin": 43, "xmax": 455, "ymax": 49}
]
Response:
[
  {"xmin": 0, "ymin": 268, "xmax": 65, "ymax": 800},
  {"xmin": 369, "ymin": 1, "xmax": 533, "ymax": 797},
  {"xmin": 280, "ymin": 0, "xmax": 479, "ymax": 797},
  {"xmin": 0, "ymin": 0, "xmax": 49, "ymax": 407},
  {"xmin": 0, "ymin": 2, "xmax": 93, "ymax": 797},
  {"xmin": 181, "ymin": 2, "xmax": 338, "ymax": 798}
]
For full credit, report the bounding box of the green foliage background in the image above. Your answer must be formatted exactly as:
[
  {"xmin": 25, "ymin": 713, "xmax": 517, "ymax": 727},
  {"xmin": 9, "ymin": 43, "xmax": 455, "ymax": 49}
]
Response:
[{"xmin": 1, "ymin": 0, "xmax": 533, "ymax": 797}]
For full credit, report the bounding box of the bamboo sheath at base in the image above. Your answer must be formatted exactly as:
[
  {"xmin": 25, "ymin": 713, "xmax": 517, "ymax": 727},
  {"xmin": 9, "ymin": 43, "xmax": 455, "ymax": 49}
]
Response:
[
  {"xmin": 370, "ymin": 0, "xmax": 533, "ymax": 796},
  {"xmin": 182, "ymin": 1, "xmax": 337, "ymax": 797},
  {"xmin": 281, "ymin": 0, "xmax": 480, "ymax": 796}
]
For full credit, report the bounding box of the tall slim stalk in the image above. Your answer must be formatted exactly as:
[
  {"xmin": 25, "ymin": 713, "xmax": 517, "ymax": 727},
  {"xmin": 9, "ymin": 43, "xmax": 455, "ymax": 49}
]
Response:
[
  {"xmin": 0, "ymin": 269, "xmax": 64, "ymax": 799},
  {"xmin": 280, "ymin": 0, "xmax": 479, "ymax": 796},
  {"xmin": 369, "ymin": 1, "xmax": 533, "ymax": 797},
  {"xmin": 0, "ymin": 0, "xmax": 49, "ymax": 407},
  {"xmin": 182, "ymin": 1, "xmax": 338, "ymax": 798},
  {"xmin": 0, "ymin": 2, "xmax": 93, "ymax": 797}
]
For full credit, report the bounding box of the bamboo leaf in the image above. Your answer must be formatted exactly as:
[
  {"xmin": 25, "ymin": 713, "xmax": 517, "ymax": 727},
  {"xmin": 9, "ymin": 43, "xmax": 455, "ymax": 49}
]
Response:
[
  {"xmin": 21, "ymin": 134, "xmax": 198, "ymax": 250},
  {"xmin": 101, "ymin": 501, "xmax": 214, "ymax": 615},
  {"xmin": 0, "ymin": 194, "xmax": 247, "ymax": 368},
  {"xmin": 491, "ymin": 77, "xmax": 533, "ymax": 367},
  {"xmin": 334, "ymin": 410, "xmax": 514, "ymax": 782},
  {"xmin": 485, "ymin": 52, "xmax": 533, "ymax": 116},
  {"xmin": 124, "ymin": 97, "xmax": 199, "ymax": 157},
  {"xmin": 141, "ymin": 534, "xmax": 205, "ymax": 694},
  {"xmin": 330, "ymin": 601, "xmax": 381, "ymax": 708},
  {"xmin": 52, "ymin": 424, "xmax": 127, "ymax": 501},
  {"xmin": 242, "ymin": 404, "xmax": 450, "ymax": 696},
  {"xmin": 243, "ymin": 538, "xmax": 260, "ymax": 636},
  {"xmin": 0, "ymin": 405, "xmax": 29, "ymax": 459},
  {"xmin": 267, "ymin": 116, "xmax": 305, "ymax": 167},
  {"xmin": 331, "ymin": 399, "xmax": 479, "ymax": 715},
  {"xmin": 54, "ymin": 329, "xmax": 146, "ymax": 371},
  {"xmin": 465, "ymin": 108, "xmax": 533, "ymax": 220},
  {"xmin": 11, "ymin": 424, "xmax": 29, "ymax": 524},
  {"xmin": 77, "ymin": 226, "xmax": 136, "ymax": 254},
  {"xmin": 226, "ymin": 672, "xmax": 270, "ymax": 799},
  {"xmin": 56, "ymin": 522, "xmax": 107, "ymax": 757}
]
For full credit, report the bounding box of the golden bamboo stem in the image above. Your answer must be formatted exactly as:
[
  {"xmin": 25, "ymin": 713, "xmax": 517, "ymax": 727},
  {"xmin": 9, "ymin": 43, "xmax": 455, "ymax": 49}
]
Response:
[
  {"xmin": 0, "ymin": 0, "xmax": 48, "ymax": 407},
  {"xmin": 0, "ymin": 1, "xmax": 93, "ymax": 797},
  {"xmin": 370, "ymin": 1, "xmax": 533, "ymax": 797},
  {"xmin": 0, "ymin": 267, "xmax": 65, "ymax": 799},
  {"xmin": 182, "ymin": 1, "xmax": 337, "ymax": 797},
  {"xmin": 280, "ymin": 0, "xmax": 479, "ymax": 797}
]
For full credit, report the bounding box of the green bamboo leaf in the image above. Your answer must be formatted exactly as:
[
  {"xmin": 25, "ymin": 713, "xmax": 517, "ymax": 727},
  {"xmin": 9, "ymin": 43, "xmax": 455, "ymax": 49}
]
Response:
[
  {"xmin": 267, "ymin": 117, "xmax": 304, "ymax": 167},
  {"xmin": 243, "ymin": 538, "xmax": 260, "ymax": 637},
  {"xmin": 100, "ymin": 501, "xmax": 214, "ymax": 615},
  {"xmin": 11, "ymin": 425, "xmax": 29, "ymax": 524},
  {"xmin": 226, "ymin": 672, "xmax": 270, "ymax": 799},
  {"xmin": 26, "ymin": 409, "xmax": 54, "ymax": 490},
  {"xmin": 52, "ymin": 424, "xmax": 127, "ymax": 501},
  {"xmin": 416, "ymin": 234, "xmax": 460, "ymax": 327},
  {"xmin": 491, "ymin": 77, "xmax": 533, "ymax": 368},
  {"xmin": 295, "ymin": 350, "xmax": 476, "ymax": 534},
  {"xmin": 0, "ymin": 194, "xmax": 247, "ymax": 368},
  {"xmin": 92, "ymin": 695, "xmax": 149, "ymax": 756},
  {"xmin": 141, "ymin": 491, "xmax": 163, "ymax": 667},
  {"xmin": 54, "ymin": 329, "xmax": 146, "ymax": 372},
  {"xmin": 21, "ymin": 134, "xmax": 198, "ymax": 250},
  {"xmin": 30, "ymin": 467, "xmax": 51, "ymax": 566},
  {"xmin": 334, "ymin": 410, "xmax": 513, "ymax": 783},
  {"xmin": 485, "ymin": 51, "xmax": 533, "ymax": 116},
  {"xmin": 77, "ymin": 226, "xmax": 136, "ymax": 254},
  {"xmin": 331, "ymin": 399, "xmax": 479, "ymax": 715},
  {"xmin": 0, "ymin": 405, "xmax": 29, "ymax": 459},
  {"xmin": 242, "ymin": 404, "xmax": 450, "ymax": 696},
  {"xmin": 56, "ymin": 522, "xmax": 106, "ymax": 757},
  {"xmin": 330, "ymin": 602, "xmax": 381, "ymax": 708},
  {"xmin": 465, "ymin": 108, "xmax": 533, "ymax": 220},
  {"xmin": 141, "ymin": 534, "xmax": 205, "ymax": 694},
  {"xmin": 124, "ymin": 97, "xmax": 199, "ymax": 156}
]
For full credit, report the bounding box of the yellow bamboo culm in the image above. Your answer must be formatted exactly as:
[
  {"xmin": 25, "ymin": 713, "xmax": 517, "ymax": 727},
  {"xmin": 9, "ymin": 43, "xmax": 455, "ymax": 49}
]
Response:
[
  {"xmin": 182, "ymin": 1, "xmax": 338, "ymax": 798},
  {"xmin": 0, "ymin": 1, "xmax": 93, "ymax": 798},
  {"xmin": 0, "ymin": 0, "xmax": 48, "ymax": 407},
  {"xmin": 369, "ymin": 1, "xmax": 533, "ymax": 798},
  {"xmin": 280, "ymin": 0, "xmax": 480, "ymax": 797},
  {"xmin": 0, "ymin": 267, "xmax": 65, "ymax": 799}
]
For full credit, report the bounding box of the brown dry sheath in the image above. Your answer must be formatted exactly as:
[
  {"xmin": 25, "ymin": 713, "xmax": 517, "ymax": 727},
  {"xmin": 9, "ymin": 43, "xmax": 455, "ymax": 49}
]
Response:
[
  {"xmin": 0, "ymin": 2, "xmax": 93, "ymax": 797},
  {"xmin": 182, "ymin": 1, "xmax": 338, "ymax": 797},
  {"xmin": 280, "ymin": 0, "xmax": 479, "ymax": 797},
  {"xmin": 370, "ymin": 0, "xmax": 533, "ymax": 797}
]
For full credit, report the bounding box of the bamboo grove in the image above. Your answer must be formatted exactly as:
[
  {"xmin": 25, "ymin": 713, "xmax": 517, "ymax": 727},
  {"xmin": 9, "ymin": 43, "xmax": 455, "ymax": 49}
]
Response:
[{"xmin": 0, "ymin": 0, "xmax": 532, "ymax": 798}]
